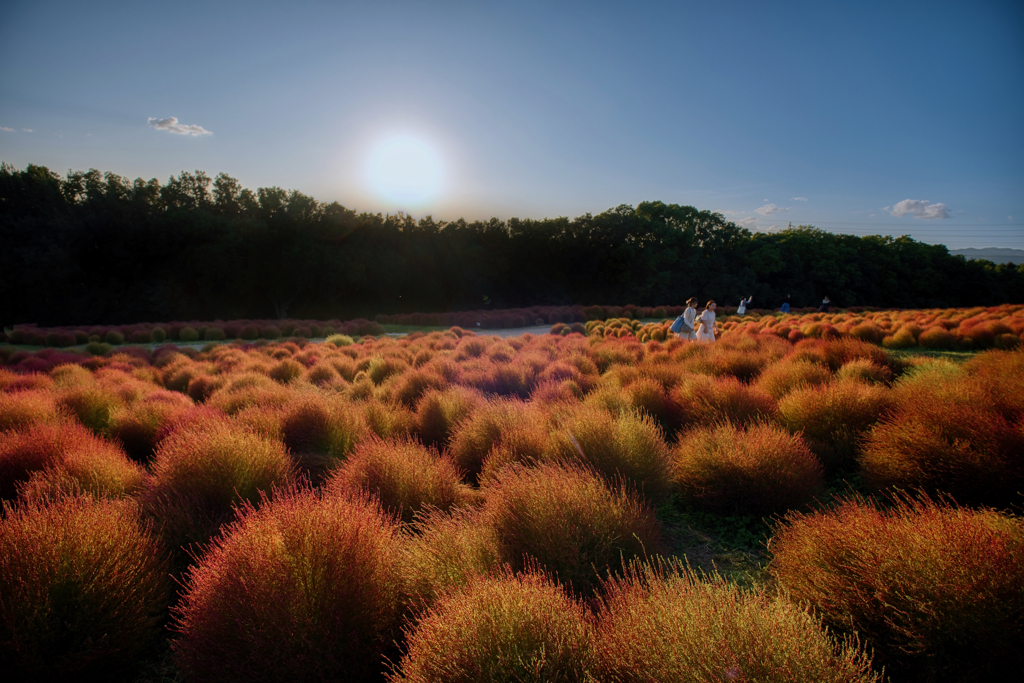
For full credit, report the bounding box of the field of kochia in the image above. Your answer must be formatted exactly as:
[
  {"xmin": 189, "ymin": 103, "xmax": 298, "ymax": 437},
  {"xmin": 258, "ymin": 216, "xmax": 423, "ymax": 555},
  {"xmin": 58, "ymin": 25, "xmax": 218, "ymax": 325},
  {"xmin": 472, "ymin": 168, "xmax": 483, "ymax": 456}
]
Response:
[{"xmin": 1, "ymin": 304, "xmax": 1022, "ymax": 682}]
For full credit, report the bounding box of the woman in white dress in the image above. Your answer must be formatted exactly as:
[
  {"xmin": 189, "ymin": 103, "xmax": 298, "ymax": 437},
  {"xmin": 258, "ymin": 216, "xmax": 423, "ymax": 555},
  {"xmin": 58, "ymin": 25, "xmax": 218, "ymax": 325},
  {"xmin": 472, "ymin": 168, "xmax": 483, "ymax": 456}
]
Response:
[{"xmin": 695, "ymin": 300, "xmax": 719, "ymax": 343}]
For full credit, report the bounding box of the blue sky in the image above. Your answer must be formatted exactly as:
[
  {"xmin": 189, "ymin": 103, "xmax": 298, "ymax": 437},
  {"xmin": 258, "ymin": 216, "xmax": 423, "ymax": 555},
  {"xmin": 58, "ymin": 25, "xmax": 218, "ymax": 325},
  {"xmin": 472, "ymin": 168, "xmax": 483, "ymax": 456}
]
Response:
[{"xmin": 2, "ymin": 0, "xmax": 1022, "ymax": 249}]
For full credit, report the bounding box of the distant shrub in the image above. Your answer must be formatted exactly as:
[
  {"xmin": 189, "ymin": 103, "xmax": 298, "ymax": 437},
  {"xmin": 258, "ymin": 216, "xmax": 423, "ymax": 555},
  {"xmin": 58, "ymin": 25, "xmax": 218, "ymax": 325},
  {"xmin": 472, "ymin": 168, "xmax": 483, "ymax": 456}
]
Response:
[
  {"xmin": 0, "ymin": 495, "xmax": 171, "ymax": 681},
  {"xmin": 172, "ymin": 488, "xmax": 404, "ymax": 683},
  {"xmin": 202, "ymin": 326, "xmax": 226, "ymax": 341},
  {"xmin": 257, "ymin": 325, "xmax": 279, "ymax": 339},
  {"xmin": 545, "ymin": 404, "xmax": 673, "ymax": 505},
  {"xmin": 104, "ymin": 330, "xmax": 125, "ymax": 345},
  {"xmin": 327, "ymin": 438, "xmax": 470, "ymax": 524},
  {"xmin": 480, "ymin": 463, "xmax": 662, "ymax": 596},
  {"xmin": 150, "ymin": 326, "xmax": 167, "ymax": 343},
  {"xmin": 917, "ymin": 326, "xmax": 955, "ymax": 349},
  {"xmin": 179, "ymin": 326, "xmax": 199, "ymax": 342},
  {"xmin": 756, "ymin": 358, "xmax": 832, "ymax": 398},
  {"xmin": 835, "ymin": 358, "xmax": 892, "ymax": 384},
  {"xmin": 55, "ymin": 384, "xmax": 122, "ymax": 433},
  {"xmin": 325, "ymin": 333, "xmax": 354, "ymax": 347},
  {"xmin": 671, "ymin": 374, "xmax": 778, "ymax": 430},
  {"xmin": 392, "ymin": 568, "xmax": 596, "ymax": 683},
  {"xmin": 140, "ymin": 416, "xmax": 296, "ymax": 554},
  {"xmin": 673, "ymin": 422, "xmax": 823, "ymax": 515},
  {"xmin": 415, "ymin": 386, "xmax": 487, "ymax": 449},
  {"xmin": 595, "ymin": 558, "xmax": 879, "ymax": 683},
  {"xmin": 447, "ymin": 398, "xmax": 539, "ymax": 483},
  {"xmin": 778, "ymin": 380, "xmax": 894, "ymax": 471},
  {"xmin": 268, "ymin": 358, "xmax": 304, "ymax": 383},
  {"xmin": 108, "ymin": 391, "xmax": 195, "ymax": 462},
  {"xmin": 280, "ymin": 395, "xmax": 368, "ymax": 478},
  {"xmin": 771, "ymin": 496, "xmax": 1024, "ymax": 681}
]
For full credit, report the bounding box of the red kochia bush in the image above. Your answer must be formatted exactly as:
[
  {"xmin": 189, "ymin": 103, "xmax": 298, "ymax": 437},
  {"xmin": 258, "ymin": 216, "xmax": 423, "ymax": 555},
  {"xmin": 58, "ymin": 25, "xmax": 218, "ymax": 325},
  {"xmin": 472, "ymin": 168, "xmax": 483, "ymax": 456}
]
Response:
[
  {"xmin": 414, "ymin": 386, "xmax": 487, "ymax": 448},
  {"xmin": 0, "ymin": 495, "xmax": 170, "ymax": 681},
  {"xmin": 670, "ymin": 374, "xmax": 778, "ymax": 430},
  {"xmin": 327, "ymin": 438, "xmax": 471, "ymax": 524},
  {"xmin": 673, "ymin": 422, "xmax": 823, "ymax": 515},
  {"xmin": 860, "ymin": 385, "xmax": 1024, "ymax": 508},
  {"xmin": 594, "ymin": 558, "xmax": 879, "ymax": 683},
  {"xmin": 447, "ymin": 398, "xmax": 541, "ymax": 483},
  {"xmin": 0, "ymin": 389, "xmax": 62, "ymax": 431},
  {"xmin": 0, "ymin": 421, "xmax": 144, "ymax": 501},
  {"xmin": 391, "ymin": 567, "xmax": 596, "ymax": 683},
  {"xmin": 479, "ymin": 463, "xmax": 662, "ymax": 596},
  {"xmin": 771, "ymin": 496, "xmax": 1024, "ymax": 681},
  {"xmin": 173, "ymin": 488, "xmax": 404, "ymax": 683},
  {"xmin": 279, "ymin": 394, "xmax": 368, "ymax": 478}
]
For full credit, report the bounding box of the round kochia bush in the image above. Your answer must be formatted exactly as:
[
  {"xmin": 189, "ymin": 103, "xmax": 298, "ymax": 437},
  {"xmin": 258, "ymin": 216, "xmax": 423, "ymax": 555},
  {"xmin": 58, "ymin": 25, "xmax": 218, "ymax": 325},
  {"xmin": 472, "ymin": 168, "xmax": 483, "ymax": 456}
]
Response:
[
  {"xmin": 770, "ymin": 495, "xmax": 1024, "ymax": 682},
  {"xmin": 172, "ymin": 488, "xmax": 405, "ymax": 683},
  {"xmin": 545, "ymin": 404, "xmax": 674, "ymax": 505},
  {"xmin": 140, "ymin": 416, "xmax": 296, "ymax": 554},
  {"xmin": 391, "ymin": 568, "xmax": 596, "ymax": 683},
  {"xmin": 594, "ymin": 559, "xmax": 880, "ymax": 683},
  {"xmin": 479, "ymin": 463, "xmax": 662, "ymax": 596},
  {"xmin": 0, "ymin": 495, "xmax": 170, "ymax": 681},
  {"xmin": 326, "ymin": 437, "xmax": 471, "ymax": 524},
  {"xmin": 673, "ymin": 422, "xmax": 823, "ymax": 515}
]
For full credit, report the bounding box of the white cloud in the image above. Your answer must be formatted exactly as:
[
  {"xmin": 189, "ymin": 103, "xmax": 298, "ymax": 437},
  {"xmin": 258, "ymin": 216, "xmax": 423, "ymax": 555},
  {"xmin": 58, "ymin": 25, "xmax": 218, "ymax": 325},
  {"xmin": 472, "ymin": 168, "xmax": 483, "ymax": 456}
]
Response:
[
  {"xmin": 1009, "ymin": 216, "xmax": 1014, "ymax": 221},
  {"xmin": 147, "ymin": 116, "xmax": 212, "ymax": 136},
  {"xmin": 889, "ymin": 199, "xmax": 950, "ymax": 220},
  {"xmin": 22, "ymin": 129, "xmax": 32, "ymax": 133},
  {"xmin": 0, "ymin": 126, "xmax": 14, "ymax": 132},
  {"xmin": 735, "ymin": 217, "xmax": 758, "ymax": 227},
  {"xmin": 755, "ymin": 203, "xmax": 789, "ymax": 216},
  {"xmin": 792, "ymin": 197, "xmax": 808, "ymax": 202}
]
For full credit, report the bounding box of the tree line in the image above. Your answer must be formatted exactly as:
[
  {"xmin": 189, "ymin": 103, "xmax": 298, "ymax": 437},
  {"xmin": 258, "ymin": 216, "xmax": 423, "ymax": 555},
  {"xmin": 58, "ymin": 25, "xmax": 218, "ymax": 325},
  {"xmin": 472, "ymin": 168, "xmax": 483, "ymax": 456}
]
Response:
[{"xmin": 2, "ymin": 163, "xmax": 1022, "ymax": 327}]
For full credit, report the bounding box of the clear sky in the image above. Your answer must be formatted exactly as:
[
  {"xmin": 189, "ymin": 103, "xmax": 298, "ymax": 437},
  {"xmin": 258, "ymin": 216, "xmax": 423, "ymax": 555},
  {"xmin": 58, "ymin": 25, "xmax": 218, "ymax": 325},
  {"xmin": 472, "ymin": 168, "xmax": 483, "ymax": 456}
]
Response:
[{"xmin": 2, "ymin": 0, "xmax": 1022, "ymax": 249}]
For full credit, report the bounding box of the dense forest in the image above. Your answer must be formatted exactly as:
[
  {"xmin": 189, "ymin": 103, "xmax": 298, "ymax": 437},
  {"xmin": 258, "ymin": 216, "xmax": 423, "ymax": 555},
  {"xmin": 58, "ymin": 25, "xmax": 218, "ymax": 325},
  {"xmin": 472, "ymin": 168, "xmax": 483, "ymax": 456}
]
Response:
[{"xmin": 3, "ymin": 163, "xmax": 1022, "ymax": 327}]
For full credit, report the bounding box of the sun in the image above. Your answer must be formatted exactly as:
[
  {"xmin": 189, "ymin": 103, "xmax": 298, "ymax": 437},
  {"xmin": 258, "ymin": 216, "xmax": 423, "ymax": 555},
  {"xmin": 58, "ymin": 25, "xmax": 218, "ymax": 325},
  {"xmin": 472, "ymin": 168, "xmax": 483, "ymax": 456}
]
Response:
[{"xmin": 367, "ymin": 133, "xmax": 444, "ymax": 208}]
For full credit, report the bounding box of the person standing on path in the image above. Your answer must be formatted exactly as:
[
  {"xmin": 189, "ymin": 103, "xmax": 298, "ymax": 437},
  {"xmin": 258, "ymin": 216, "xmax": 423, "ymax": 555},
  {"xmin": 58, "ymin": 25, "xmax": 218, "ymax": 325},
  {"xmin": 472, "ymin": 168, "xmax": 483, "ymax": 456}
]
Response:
[{"xmin": 695, "ymin": 300, "xmax": 719, "ymax": 343}]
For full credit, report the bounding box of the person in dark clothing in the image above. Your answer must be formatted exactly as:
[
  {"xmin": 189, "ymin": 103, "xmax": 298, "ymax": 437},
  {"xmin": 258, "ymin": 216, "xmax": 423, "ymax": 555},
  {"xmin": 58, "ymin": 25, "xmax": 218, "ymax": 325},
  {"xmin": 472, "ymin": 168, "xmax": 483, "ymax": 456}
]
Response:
[
  {"xmin": 780, "ymin": 295, "xmax": 791, "ymax": 314},
  {"xmin": 819, "ymin": 296, "xmax": 831, "ymax": 313}
]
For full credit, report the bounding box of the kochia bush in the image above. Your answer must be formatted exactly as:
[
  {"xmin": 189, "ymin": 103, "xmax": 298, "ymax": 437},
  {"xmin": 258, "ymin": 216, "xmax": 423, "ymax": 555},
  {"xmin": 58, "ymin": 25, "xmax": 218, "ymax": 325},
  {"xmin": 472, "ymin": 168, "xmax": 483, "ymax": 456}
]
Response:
[
  {"xmin": 0, "ymin": 496, "xmax": 170, "ymax": 681},
  {"xmin": 392, "ymin": 568, "xmax": 596, "ymax": 683},
  {"xmin": 172, "ymin": 488, "xmax": 405, "ymax": 683},
  {"xmin": 594, "ymin": 558, "xmax": 880, "ymax": 683},
  {"xmin": 770, "ymin": 496, "xmax": 1024, "ymax": 682}
]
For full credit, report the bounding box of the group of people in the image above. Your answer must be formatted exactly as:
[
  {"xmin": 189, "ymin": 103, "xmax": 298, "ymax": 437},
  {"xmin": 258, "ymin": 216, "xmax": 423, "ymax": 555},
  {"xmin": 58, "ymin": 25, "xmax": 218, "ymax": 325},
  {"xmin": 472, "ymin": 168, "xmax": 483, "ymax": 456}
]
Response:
[
  {"xmin": 670, "ymin": 298, "xmax": 720, "ymax": 343},
  {"xmin": 671, "ymin": 293, "xmax": 833, "ymax": 343}
]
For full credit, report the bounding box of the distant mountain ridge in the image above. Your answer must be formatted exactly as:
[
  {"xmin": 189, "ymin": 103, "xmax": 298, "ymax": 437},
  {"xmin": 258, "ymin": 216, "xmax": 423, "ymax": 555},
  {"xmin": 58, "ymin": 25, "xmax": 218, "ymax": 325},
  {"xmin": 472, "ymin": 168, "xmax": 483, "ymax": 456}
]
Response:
[{"xmin": 949, "ymin": 248, "xmax": 1024, "ymax": 265}]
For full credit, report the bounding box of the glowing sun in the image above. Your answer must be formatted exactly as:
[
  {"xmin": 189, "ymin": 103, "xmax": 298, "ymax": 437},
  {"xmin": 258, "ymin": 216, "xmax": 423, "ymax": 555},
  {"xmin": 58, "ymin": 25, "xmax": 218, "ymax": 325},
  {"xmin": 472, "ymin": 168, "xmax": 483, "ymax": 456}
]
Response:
[{"xmin": 367, "ymin": 134, "xmax": 444, "ymax": 207}]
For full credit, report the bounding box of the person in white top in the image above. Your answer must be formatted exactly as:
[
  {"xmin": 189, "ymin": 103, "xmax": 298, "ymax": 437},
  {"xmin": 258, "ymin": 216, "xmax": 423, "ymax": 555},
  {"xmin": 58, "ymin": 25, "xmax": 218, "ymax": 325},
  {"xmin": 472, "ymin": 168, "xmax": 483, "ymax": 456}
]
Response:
[
  {"xmin": 737, "ymin": 296, "xmax": 752, "ymax": 316},
  {"xmin": 680, "ymin": 297, "xmax": 698, "ymax": 340},
  {"xmin": 695, "ymin": 300, "xmax": 719, "ymax": 343}
]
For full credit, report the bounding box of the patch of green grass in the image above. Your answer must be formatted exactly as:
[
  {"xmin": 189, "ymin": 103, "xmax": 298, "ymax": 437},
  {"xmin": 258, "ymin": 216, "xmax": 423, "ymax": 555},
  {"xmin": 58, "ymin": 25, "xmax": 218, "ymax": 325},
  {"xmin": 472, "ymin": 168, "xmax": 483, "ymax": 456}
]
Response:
[
  {"xmin": 656, "ymin": 497, "xmax": 772, "ymax": 588},
  {"xmin": 890, "ymin": 348, "xmax": 977, "ymax": 363}
]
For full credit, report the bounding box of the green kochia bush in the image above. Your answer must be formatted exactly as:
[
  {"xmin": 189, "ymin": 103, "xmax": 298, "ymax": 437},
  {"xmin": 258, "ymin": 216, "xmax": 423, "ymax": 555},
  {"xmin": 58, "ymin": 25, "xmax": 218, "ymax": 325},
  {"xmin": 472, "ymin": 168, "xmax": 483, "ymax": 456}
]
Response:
[
  {"xmin": 172, "ymin": 488, "xmax": 405, "ymax": 683},
  {"xmin": 594, "ymin": 558, "xmax": 880, "ymax": 683},
  {"xmin": 0, "ymin": 495, "xmax": 171, "ymax": 681},
  {"xmin": 771, "ymin": 495, "xmax": 1024, "ymax": 682}
]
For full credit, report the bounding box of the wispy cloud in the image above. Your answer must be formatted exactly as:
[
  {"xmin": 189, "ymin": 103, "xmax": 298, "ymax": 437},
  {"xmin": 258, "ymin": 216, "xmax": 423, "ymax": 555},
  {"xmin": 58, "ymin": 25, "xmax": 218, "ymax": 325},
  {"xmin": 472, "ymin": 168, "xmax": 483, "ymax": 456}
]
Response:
[
  {"xmin": 889, "ymin": 199, "xmax": 950, "ymax": 220},
  {"xmin": 147, "ymin": 116, "xmax": 212, "ymax": 136},
  {"xmin": 0, "ymin": 126, "xmax": 14, "ymax": 132},
  {"xmin": 22, "ymin": 129, "xmax": 32, "ymax": 133},
  {"xmin": 792, "ymin": 197, "xmax": 808, "ymax": 202},
  {"xmin": 735, "ymin": 217, "xmax": 758, "ymax": 227},
  {"xmin": 755, "ymin": 203, "xmax": 789, "ymax": 216}
]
